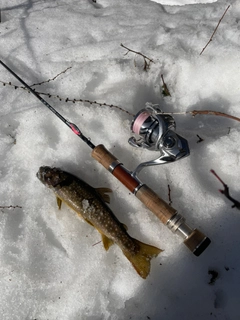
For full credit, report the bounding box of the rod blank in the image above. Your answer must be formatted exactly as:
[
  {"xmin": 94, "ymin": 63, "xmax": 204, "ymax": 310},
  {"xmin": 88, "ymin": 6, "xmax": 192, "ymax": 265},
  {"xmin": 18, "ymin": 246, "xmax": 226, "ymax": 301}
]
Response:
[{"xmin": 0, "ymin": 60, "xmax": 95, "ymax": 149}]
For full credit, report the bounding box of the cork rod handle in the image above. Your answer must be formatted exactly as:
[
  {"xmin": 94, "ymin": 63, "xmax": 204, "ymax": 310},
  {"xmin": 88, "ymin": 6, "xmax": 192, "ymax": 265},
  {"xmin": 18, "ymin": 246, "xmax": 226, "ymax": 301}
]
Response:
[
  {"xmin": 135, "ymin": 184, "xmax": 176, "ymax": 224},
  {"xmin": 91, "ymin": 144, "xmax": 176, "ymax": 224}
]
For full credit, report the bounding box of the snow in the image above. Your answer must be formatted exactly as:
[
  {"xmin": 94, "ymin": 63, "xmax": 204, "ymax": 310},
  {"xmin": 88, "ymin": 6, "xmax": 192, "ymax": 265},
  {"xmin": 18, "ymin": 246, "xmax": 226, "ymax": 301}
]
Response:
[
  {"xmin": 0, "ymin": 0, "xmax": 240, "ymax": 319},
  {"xmin": 151, "ymin": 0, "xmax": 217, "ymax": 4}
]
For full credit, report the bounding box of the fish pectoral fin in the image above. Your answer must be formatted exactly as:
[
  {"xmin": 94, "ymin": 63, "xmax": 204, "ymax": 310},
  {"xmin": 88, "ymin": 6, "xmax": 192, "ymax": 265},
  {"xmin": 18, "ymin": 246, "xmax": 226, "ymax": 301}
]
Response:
[
  {"xmin": 56, "ymin": 197, "xmax": 62, "ymax": 210},
  {"xmin": 95, "ymin": 187, "xmax": 112, "ymax": 204},
  {"xmin": 123, "ymin": 239, "xmax": 163, "ymax": 279},
  {"xmin": 84, "ymin": 218, "xmax": 94, "ymax": 226},
  {"xmin": 101, "ymin": 234, "xmax": 114, "ymax": 251}
]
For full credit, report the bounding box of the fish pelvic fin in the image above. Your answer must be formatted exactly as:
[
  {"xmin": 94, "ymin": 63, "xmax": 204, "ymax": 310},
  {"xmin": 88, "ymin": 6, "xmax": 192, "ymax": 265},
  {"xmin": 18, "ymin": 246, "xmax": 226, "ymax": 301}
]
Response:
[
  {"xmin": 56, "ymin": 196, "xmax": 62, "ymax": 210},
  {"xmin": 123, "ymin": 240, "xmax": 163, "ymax": 279},
  {"xmin": 101, "ymin": 234, "xmax": 114, "ymax": 251},
  {"xmin": 95, "ymin": 187, "xmax": 112, "ymax": 204}
]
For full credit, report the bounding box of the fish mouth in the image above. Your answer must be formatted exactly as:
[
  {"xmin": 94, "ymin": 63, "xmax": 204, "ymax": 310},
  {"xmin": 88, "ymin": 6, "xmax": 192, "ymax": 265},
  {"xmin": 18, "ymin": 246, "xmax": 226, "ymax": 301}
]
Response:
[
  {"xmin": 37, "ymin": 166, "xmax": 64, "ymax": 188},
  {"xmin": 36, "ymin": 166, "xmax": 52, "ymax": 182}
]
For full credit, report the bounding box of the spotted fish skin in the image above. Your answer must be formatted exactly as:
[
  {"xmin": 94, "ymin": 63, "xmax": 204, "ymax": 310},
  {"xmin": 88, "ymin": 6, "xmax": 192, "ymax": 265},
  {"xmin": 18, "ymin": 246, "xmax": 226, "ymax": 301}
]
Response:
[{"xmin": 37, "ymin": 166, "xmax": 162, "ymax": 278}]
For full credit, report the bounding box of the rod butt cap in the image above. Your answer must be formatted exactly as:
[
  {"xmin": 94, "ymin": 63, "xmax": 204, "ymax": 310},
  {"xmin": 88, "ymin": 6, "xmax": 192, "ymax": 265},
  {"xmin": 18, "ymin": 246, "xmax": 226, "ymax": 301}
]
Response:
[{"xmin": 184, "ymin": 229, "xmax": 211, "ymax": 256}]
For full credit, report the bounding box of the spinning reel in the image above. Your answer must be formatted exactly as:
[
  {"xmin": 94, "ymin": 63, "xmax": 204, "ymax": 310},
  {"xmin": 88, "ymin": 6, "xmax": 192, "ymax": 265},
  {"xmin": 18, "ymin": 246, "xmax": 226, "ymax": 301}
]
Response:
[{"xmin": 128, "ymin": 104, "xmax": 190, "ymax": 176}]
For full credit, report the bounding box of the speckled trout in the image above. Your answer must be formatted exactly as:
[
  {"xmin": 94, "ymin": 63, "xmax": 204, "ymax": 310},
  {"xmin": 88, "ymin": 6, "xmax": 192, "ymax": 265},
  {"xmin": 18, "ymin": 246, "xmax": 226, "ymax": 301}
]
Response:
[{"xmin": 37, "ymin": 166, "xmax": 162, "ymax": 279}]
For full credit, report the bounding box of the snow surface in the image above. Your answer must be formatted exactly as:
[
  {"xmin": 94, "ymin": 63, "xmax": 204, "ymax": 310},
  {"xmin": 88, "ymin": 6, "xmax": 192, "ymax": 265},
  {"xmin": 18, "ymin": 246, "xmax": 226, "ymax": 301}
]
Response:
[
  {"xmin": 0, "ymin": 0, "xmax": 240, "ymax": 319},
  {"xmin": 151, "ymin": 0, "xmax": 217, "ymax": 5}
]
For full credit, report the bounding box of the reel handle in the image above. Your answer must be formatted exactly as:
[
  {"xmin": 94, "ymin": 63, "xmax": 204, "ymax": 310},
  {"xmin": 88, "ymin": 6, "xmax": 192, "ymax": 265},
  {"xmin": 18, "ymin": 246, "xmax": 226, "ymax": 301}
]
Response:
[{"xmin": 92, "ymin": 144, "xmax": 210, "ymax": 256}]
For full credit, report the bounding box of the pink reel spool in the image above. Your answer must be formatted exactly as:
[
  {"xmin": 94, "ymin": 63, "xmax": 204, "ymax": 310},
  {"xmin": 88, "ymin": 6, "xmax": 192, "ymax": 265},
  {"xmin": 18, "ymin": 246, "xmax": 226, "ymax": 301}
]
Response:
[{"xmin": 132, "ymin": 111, "xmax": 150, "ymax": 135}]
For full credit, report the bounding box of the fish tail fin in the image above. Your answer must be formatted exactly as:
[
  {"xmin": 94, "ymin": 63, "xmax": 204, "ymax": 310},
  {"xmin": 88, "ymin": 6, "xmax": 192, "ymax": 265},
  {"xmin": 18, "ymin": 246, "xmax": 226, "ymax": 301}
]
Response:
[{"xmin": 123, "ymin": 239, "xmax": 163, "ymax": 279}]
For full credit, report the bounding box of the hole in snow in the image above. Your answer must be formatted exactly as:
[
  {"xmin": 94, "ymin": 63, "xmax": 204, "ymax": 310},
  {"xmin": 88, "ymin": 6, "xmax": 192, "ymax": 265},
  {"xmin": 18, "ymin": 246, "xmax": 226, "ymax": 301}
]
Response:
[{"xmin": 150, "ymin": 0, "xmax": 217, "ymax": 5}]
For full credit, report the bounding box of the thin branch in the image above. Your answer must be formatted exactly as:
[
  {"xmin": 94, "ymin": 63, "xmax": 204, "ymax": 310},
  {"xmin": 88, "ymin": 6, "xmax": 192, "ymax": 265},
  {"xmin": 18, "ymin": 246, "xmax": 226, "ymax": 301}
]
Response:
[
  {"xmin": 200, "ymin": 5, "xmax": 230, "ymax": 55},
  {"xmin": 2, "ymin": 79, "xmax": 240, "ymax": 122},
  {"xmin": 30, "ymin": 66, "xmax": 72, "ymax": 87},
  {"xmin": 211, "ymin": 169, "xmax": 240, "ymax": 210},
  {"xmin": 189, "ymin": 109, "xmax": 240, "ymax": 123},
  {"xmin": 159, "ymin": 109, "xmax": 240, "ymax": 123},
  {"xmin": 121, "ymin": 43, "xmax": 154, "ymax": 71},
  {"xmin": 196, "ymin": 134, "xmax": 204, "ymax": 143},
  {"xmin": 161, "ymin": 74, "xmax": 171, "ymax": 97},
  {"xmin": 167, "ymin": 184, "xmax": 172, "ymax": 206},
  {"xmin": 92, "ymin": 240, "xmax": 101, "ymax": 247},
  {"xmin": 0, "ymin": 80, "xmax": 134, "ymax": 116},
  {"xmin": 0, "ymin": 205, "xmax": 22, "ymax": 209}
]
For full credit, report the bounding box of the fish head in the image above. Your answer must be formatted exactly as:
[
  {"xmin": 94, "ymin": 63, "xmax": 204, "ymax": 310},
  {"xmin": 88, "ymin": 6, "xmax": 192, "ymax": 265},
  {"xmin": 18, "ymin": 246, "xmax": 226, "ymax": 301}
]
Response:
[{"xmin": 37, "ymin": 166, "xmax": 67, "ymax": 189}]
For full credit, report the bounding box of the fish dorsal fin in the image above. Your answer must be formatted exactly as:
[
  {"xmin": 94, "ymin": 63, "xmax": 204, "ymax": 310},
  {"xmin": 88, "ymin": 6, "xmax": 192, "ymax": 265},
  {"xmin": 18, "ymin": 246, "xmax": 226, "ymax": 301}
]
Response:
[
  {"xmin": 101, "ymin": 234, "xmax": 114, "ymax": 251},
  {"xmin": 95, "ymin": 187, "xmax": 112, "ymax": 204},
  {"xmin": 56, "ymin": 196, "xmax": 62, "ymax": 210}
]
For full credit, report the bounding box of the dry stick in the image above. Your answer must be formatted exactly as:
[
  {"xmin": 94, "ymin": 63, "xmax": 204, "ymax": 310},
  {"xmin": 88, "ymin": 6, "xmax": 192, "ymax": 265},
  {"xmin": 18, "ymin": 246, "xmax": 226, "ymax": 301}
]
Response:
[
  {"xmin": 200, "ymin": 5, "xmax": 230, "ymax": 55},
  {"xmin": 211, "ymin": 169, "xmax": 240, "ymax": 210},
  {"xmin": 92, "ymin": 240, "xmax": 101, "ymax": 247},
  {"xmin": 30, "ymin": 66, "xmax": 72, "ymax": 87},
  {"xmin": 196, "ymin": 134, "xmax": 204, "ymax": 143},
  {"xmin": 37, "ymin": 92, "xmax": 134, "ymax": 116},
  {"xmin": 167, "ymin": 184, "xmax": 172, "ymax": 206},
  {"xmin": 121, "ymin": 43, "xmax": 154, "ymax": 70},
  {"xmin": 190, "ymin": 109, "xmax": 240, "ymax": 123},
  {"xmin": 160, "ymin": 109, "xmax": 240, "ymax": 123},
  {"xmin": 2, "ymin": 80, "xmax": 240, "ymax": 121},
  {"xmin": 0, "ymin": 80, "xmax": 134, "ymax": 116},
  {"xmin": 161, "ymin": 74, "xmax": 171, "ymax": 97},
  {"xmin": 0, "ymin": 205, "xmax": 22, "ymax": 209}
]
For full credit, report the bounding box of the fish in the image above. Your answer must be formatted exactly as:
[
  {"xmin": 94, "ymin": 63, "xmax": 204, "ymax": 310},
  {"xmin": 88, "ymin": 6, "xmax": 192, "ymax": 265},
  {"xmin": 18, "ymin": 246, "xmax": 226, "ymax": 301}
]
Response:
[{"xmin": 37, "ymin": 166, "xmax": 162, "ymax": 279}]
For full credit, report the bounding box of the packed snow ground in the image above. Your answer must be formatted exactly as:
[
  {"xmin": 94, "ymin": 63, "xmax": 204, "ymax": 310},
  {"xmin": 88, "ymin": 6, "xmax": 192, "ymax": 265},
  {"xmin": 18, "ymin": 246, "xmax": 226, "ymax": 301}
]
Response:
[{"xmin": 0, "ymin": 0, "xmax": 240, "ymax": 319}]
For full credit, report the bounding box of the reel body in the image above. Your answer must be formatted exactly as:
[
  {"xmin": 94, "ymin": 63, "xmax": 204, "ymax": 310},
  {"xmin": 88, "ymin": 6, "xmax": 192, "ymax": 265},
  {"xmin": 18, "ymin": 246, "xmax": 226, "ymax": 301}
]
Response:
[{"xmin": 128, "ymin": 104, "xmax": 190, "ymax": 176}]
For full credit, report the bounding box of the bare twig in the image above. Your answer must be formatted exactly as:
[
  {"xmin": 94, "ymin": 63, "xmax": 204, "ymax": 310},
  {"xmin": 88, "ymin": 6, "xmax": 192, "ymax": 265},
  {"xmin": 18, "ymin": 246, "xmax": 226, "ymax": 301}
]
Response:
[
  {"xmin": 30, "ymin": 67, "xmax": 72, "ymax": 87},
  {"xmin": 200, "ymin": 5, "xmax": 230, "ymax": 55},
  {"xmin": 2, "ymin": 78, "xmax": 240, "ymax": 122},
  {"xmin": 121, "ymin": 43, "xmax": 154, "ymax": 71},
  {"xmin": 159, "ymin": 109, "xmax": 240, "ymax": 123},
  {"xmin": 92, "ymin": 240, "xmax": 101, "ymax": 247},
  {"xmin": 211, "ymin": 169, "xmax": 240, "ymax": 210},
  {"xmin": 161, "ymin": 74, "xmax": 171, "ymax": 97},
  {"xmin": 0, "ymin": 205, "xmax": 22, "ymax": 209},
  {"xmin": 167, "ymin": 184, "xmax": 172, "ymax": 206},
  {"xmin": 190, "ymin": 109, "xmax": 240, "ymax": 123},
  {"xmin": 8, "ymin": 134, "xmax": 16, "ymax": 144},
  {"xmin": 0, "ymin": 80, "xmax": 134, "ymax": 116},
  {"xmin": 196, "ymin": 134, "xmax": 204, "ymax": 143}
]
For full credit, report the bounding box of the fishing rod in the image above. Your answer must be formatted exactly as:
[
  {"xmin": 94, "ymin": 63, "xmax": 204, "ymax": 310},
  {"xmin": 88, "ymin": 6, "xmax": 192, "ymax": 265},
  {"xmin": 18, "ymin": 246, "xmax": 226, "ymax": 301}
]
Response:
[
  {"xmin": 0, "ymin": 60, "xmax": 95, "ymax": 150},
  {"xmin": 0, "ymin": 60, "xmax": 210, "ymax": 256}
]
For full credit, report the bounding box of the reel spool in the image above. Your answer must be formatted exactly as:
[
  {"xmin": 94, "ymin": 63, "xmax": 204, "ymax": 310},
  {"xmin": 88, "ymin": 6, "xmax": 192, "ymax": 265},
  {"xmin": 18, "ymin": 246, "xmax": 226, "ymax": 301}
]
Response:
[{"xmin": 128, "ymin": 104, "xmax": 190, "ymax": 176}]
